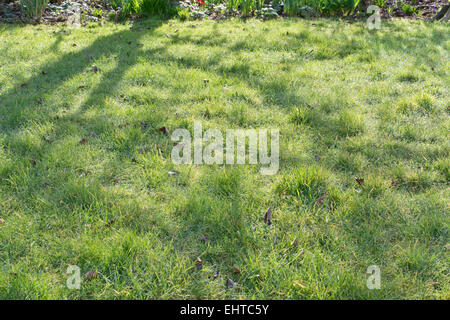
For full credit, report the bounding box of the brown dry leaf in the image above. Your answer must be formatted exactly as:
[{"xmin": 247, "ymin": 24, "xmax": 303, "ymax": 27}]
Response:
[
  {"xmin": 195, "ymin": 257, "xmax": 204, "ymax": 270},
  {"xmin": 293, "ymin": 281, "xmax": 307, "ymax": 289},
  {"xmin": 159, "ymin": 126, "xmax": 170, "ymax": 135},
  {"xmin": 291, "ymin": 238, "xmax": 298, "ymax": 249},
  {"xmin": 139, "ymin": 121, "xmax": 148, "ymax": 129},
  {"xmin": 138, "ymin": 147, "xmax": 149, "ymax": 154},
  {"xmin": 264, "ymin": 206, "xmax": 272, "ymax": 226},
  {"xmin": 105, "ymin": 218, "xmax": 117, "ymax": 228},
  {"xmin": 79, "ymin": 138, "xmax": 88, "ymax": 145},
  {"xmin": 232, "ymin": 265, "xmax": 241, "ymax": 274},
  {"xmin": 85, "ymin": 270, "xmax": 98, "ymax": 280},
  {"xmin": 355, "ymin": 177, "xmax": 364, "ymax": 185},
  {"xmin": 314, "ymin": 194, "xmax": 327, "ymax": 207}
]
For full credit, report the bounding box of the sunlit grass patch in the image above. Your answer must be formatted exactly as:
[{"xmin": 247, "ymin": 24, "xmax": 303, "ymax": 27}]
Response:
[{"xmin": 0, "ymin": 17, "xmax": 448, "ymax": 299}]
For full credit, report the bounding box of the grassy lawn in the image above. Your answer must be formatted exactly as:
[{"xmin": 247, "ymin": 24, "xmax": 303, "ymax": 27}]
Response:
[{"xmin": 0, "ymin": 17, "xmax": 448, "ymax": 299}]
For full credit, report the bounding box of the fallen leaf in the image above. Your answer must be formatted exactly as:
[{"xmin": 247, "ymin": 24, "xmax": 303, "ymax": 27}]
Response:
[
  {"xmin": 140, "ymin": 121, "xmax": 148, "ymax": 129},
  {"xmin": 195, "ymin": 257, "xmax": 203, "ymax": 270},
  {"xmin": 314, "ymin": 194, "xmax": 327, "ymax": 207},
  {"xmin": 232, "ymin": 265, "xmax": 240, "ymax": 274},
  {"xmin": 138, "ymin": 147, "xmax": 149, "ymax": 154},
  {"xmin": 159, "ymin": 126, "xmax": 169, "ymax": 135},
  {"xmin": 291, "ymin": 238, "xmax": 298, "ymax": 249},
  {"xmin": 79, "ymin": 138, "xmax": 88, "ymax": 145},
  {"xmin": 264, "ymin": 206, "xmax": 272, "ymax": 226},
  {"xmin": 105, "ymin": 218, "xmax": 117, "ymax": 228},
  {"xmin": 293, "ymin": 281, "xmax": 307, "ymax": 289},
  {"xmin": 226, "ymin": 278, "xmax": 236, "ymax": 289},
  {"xmin": 355, "ymin": 177, "xmax": 364, "ymax": 185},
  {"xmin": 85, "ymin": 270, "xmax": 98, "ymax": 280}
]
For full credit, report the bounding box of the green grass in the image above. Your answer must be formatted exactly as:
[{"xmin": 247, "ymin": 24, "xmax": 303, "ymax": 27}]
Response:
[{"xmin": 0, "ymin": 17, "xmax": 449, "ymax": 299}]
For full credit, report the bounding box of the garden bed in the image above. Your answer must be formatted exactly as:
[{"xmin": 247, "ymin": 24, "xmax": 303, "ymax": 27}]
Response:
[{"xmin": 0, "ymin": 0, "xmax": 449, "ymax": 24}]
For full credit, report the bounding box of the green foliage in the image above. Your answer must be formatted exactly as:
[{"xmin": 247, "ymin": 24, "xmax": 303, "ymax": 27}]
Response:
[
  {"xmin": 177, "ymin": 7, "xmax": 191, "ymax": 20},
  {"xmin": 117, "ymin": 0, "xmax": 141, "ymax": 18},
  {"xmin": 110, "ymin": 0, "xmax": 175, "ymax": 19},
  {"xmin": 314, "ymin": 0, "xmax": 360, "ymax": 15},
  {"xmin": 19, "ymin": 0, "xmax": 49, "ymax": 20},
  {"xmin": 401, "ymin": 2, "xmax": 417, "ymax": 15},
  {"xmin": 141, "ymin": 0, "xmax": 175, "ymax": 17},
  {"xmin": 282, "ymin": 0, "xmax": 361, "ymax": 17},
  {"xmin": 376, "ymin": 0, "xmax": 387, "ymax": 8},
  {"xmin": 283, "ymin": 0, "xmax": 299, "ymax": 16}
]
